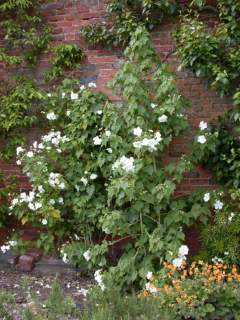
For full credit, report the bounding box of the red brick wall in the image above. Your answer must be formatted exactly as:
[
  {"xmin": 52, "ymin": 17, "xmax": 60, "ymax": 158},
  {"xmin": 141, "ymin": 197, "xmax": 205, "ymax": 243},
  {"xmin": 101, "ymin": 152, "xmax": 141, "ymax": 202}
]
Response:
[{"xmin": 0, "ymin": 0, "xmax": 231, "ymax": 195}]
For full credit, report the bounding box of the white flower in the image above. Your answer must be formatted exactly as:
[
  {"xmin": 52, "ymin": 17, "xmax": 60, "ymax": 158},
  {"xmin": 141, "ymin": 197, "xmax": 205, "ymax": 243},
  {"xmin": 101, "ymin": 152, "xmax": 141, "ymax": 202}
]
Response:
[
  {"xmin": 80, "ymin": 177, "xmax": 88, "ymax": 186},
  {"xmin": 66, "ymin": 110, "xmax": 71, "ymax": 117},
  {"xmin": 33, "ymin": 141, "xmax": 38, "ymax": 149},
  {"xmin": 224, "ymin": 251, "xmax": 229, "ymax": 256},
  {"xmin": 199, "ymin": 121, "xmax": 208, "ymax": 131},
  {"xmin": 28, "ymin": 203, "xmax": 35, "ymax": 211},
  {"xmin": 134, "ymin": 134, "xmax": 161, "ymax": 152},
  {"xmin": 19, "ymin": 192, "xmax": 28, "ymax": 203},
  {"xmin": 212, "ymin": 256, "xmax": 223, "ymax": 263},
  {"xmin": 133, "ymin": 127, "xmax": 142, "ymax": 137},
  {"xmin": 97, "ymin": 110, "xmax": 102, "ymax": 115},
  {"xmin": 90, "ymin": 174, "xmax": 98, "ymax": 180},
  {"xmin": 106, "ymin": 148, "xmax": 112, "ymax": 154},
  {"xmin": 62, "ymin": 92, "xmax": 66, "ymax": 98},
  {"xmin": 42, "ymin": 219, "xmax": 48, "ymax": 225},
  {"xmin": 151, "ymin": 103, "xmax": 156, "ymax": 109},
  {"xmin": 80, "ymin": 85, "xmax": 85, "ymax": 91},
  {"xmin": 228, "ymin": 212, "xmax": 235, "ymax": 222},
  {"xmin": 105, "ymin": 130, "xmax": 111, "ymax": 137},
  {"xmin": 88, "ymin": 82, "xmax": 97, "ymax": 88},
  {"xmin": 38, "ymin": 186, "xmax": 45, "ymax": 193},
  {"xmin": 158, "ymin": 114, "xmax": 168, "ymax": 123},
  {"xmin": 197, "ymin": 135, "xmax": 206, "ymax": 144},
  {"xmin": 113, "ymin": 156, "xmax": 135, "ymax": 172},
  {"xmin": 49, "ymin": 199, "xmax": 55, "ymax": 205},
  {"xmin": 79, "ymin": 288, "xmax": 88, "ymax": 297},
  {"xmin": 203, "ymin": 192, "xmax": 210, "ymax": 202},
  {"xmin": 35, "ymin": 202, "xmax": 42, "ymax": 210},
  {"xmin": 133, "ymin": 141, "xmax": 142, "ymax": 149},
  {"xmin": 75, "ymin": 185, "xmax": 80, "ymax": 192},
  {"xmin": 28, "ymin": 191, "xmax": 35, "ymax": 202},
  {"xmin": 9, "ymin": 240, "xmax": 16, "ymax": 247},
  {"xmin": 146, "ymin": 271, "xmax": 153, "ymax": 280},
  {"xmin": 16, "ymin": 146, "xmax": 25, "ymax": 156},
  {"xmin": 178, "ymin": 245, "xmax": 189, "ymax": 257},
  {"xmin": 59, "ymin": 182, "xmax": 65, "ymax": 190},
  {"xmin": 16, "ymin": 160, "xmax": 22, "ymax": 166},
  {"xmin": 47, "ymin": 93, "xmax": 52, "ymax": 97},
  {"xmin": 27, "ymin": 151, "xmax": 34, "ymax": 158},
  {"xmin": 145, "ymin": 282, "xmax": 157, "ymax": 293},
  {"xmin": 214, "ymin": 200, "xmax": 223, "ymax": 210},
  {"xmin": 83, "ymin": 250, "xmax": 92, "ymax": 261},
  {"xmin": 62, "ymin": 253, "xmax": 68, "ymax": 263},
  {"xmin": 103, "ymin": 227, "xmax": 110, "ymax": 234},
  {"xmin": 154, "ymin": 132, "xmax": 162, "ymax": 142},
  {"xmin": 58, "ymin": 197, "xmax": 64, "ymax": 204},
  {"xmin": 71, "ymin": 91, "xmax": 78, "ymax": 100},
  {"xmin": 46, "ymin": 112, "xmax": 57, "ymax": 121},
  {"xmin": 1, "ymin": 245, "xmax": 10, "ymax": 253},
  {"xmin": 48, "ymin": 173, "xmax": 61, "ymax": 187},
  {"xmin": 93, "ymin": 136, "xmax": 102, "ymax": 146},
  {"xmin": 172, "ymin": 257, "xmax": 184, "ymax": 268},
  {"xmin": 11, "ymin": 198, "xmax": 19, "ymax": 206},
  {"xmin": 94, "ymin": 269, "xmax": 105, "ymax": 291}
]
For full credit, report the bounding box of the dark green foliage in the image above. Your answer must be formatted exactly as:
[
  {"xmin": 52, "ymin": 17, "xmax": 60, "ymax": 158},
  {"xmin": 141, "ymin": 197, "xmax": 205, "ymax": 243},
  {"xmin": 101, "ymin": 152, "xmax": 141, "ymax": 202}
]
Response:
[
  {"xmin": 0, "ymin": 0, "xmax": 51, "ymax": 66},
  {"xmin": 201, "ymin": 189, "xmax": 240, "ymax": 264},
  {"xmin": 0, "ymin": 291, "xmax": 15, "ymax": 320},
  {"xmin": 0, "ymin": 172, "xmax": 17, "ymax": 227},
  {"xmin": 81, "ymin": 0, "xmax": 178, "ymax": 47},
  {"xmin": 46, "ymin": 44, "xmax": 85, "ymax": 80},
  {"xmin": 203, "ymin": 110, "xmax": 240, "ymax": 188},
  {"xmin": 0, "ymin": 78, "xmax": 45, "ymax": 160},
  {"xmin": 175, "ymin": 0, "xmax": 240, "ymax": 188}
]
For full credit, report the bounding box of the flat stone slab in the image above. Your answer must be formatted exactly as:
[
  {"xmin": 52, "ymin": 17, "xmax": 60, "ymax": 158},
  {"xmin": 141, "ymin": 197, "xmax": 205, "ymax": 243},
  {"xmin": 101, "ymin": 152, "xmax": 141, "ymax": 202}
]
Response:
[
  {"xmin": 35, "ymin": 257, "xmax": 77, "ymax": 274},
  {"xmin": 0, "ymin": 252, "xmax": 77, "ymax": 274}
]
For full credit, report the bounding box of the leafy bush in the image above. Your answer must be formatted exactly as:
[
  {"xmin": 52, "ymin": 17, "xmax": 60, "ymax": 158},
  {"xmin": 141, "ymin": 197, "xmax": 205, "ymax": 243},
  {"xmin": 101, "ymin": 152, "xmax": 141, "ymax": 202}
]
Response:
[
  {"xmin": 140, "ymin": 260, "xmax": 240, "ymax": 319},
  {"xmin": 6, "ymin": 26, "xmax": 217, "ymax": 289},
  {"xmin": 201, "ymin": 188, "xmax": 240, "ymax": 264},
  {"xmin": 202, "ymin": 111, "xmax": 240, "ymax": 188}
]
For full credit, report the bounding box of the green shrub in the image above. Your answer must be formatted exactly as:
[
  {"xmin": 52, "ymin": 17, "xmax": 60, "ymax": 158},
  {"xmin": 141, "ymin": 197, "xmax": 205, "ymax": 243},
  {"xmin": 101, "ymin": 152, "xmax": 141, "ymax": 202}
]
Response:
[
  {"xmin": 201, "ymin": 188, "xmax": 240, "ymax": 264},
  {"xmin": 139, "ymin": 260, "xmax": 240, "ymax": 319},
  {"xmin": 6, "ymin": 26, "xmax": 222, "ymax": 289}
]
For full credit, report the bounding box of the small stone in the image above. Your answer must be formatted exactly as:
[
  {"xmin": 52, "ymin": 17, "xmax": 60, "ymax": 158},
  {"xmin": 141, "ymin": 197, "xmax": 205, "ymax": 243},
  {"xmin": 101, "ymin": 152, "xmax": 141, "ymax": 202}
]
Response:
[
  {"xmin": 16, "ymin": 255, "xmax": 35, "ymax": 271},
  {"xmin": 7, "ymin": 255, "xmax": 19, "ymax": 266}
]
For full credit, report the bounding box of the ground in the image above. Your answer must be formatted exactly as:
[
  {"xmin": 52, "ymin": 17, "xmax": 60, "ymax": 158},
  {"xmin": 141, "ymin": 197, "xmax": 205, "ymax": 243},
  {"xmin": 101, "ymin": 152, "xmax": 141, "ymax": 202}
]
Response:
[{"xmin": 0, "ymin": 269, "xmax": 93, "ymax": 319}]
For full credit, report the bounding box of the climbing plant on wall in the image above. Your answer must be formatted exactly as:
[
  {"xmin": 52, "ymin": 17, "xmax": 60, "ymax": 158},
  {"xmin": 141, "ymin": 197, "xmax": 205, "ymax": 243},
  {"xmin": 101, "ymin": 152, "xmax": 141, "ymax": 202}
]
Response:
[
  {"xmin": 175, "ymin": 0, "xmax": 240, "ymax": 263},
  {"xmin": 175, "ymin": 0, "xmax": 240, "ymax": 188},
  {"xmin": 0, "ymin": 1, "xmax": 85, "ymax": 160},
  {"xmin": 0, "ymin": 0, "xmax": 51, "ymax": 66},
  {"xmin": 81, "ymin": 0, "xmax": 178, "ymax": 47}
]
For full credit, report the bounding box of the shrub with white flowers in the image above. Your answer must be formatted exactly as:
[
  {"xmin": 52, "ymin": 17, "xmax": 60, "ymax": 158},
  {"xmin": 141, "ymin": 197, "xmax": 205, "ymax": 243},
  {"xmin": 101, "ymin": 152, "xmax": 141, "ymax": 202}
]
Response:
[{"xmin": 6, "ymin": 27, "xmax": 221, "ymax": 289}]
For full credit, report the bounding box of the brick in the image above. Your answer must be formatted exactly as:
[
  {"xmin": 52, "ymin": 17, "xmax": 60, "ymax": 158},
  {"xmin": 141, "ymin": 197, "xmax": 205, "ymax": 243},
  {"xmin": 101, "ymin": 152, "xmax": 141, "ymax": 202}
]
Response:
[
  {"xmin": 16, "ymin": 255, "xmax": 35, "ymax": 271},
  {"xmin": 26, "ymin": 250, "xmax": 42, "ymax": 262}
]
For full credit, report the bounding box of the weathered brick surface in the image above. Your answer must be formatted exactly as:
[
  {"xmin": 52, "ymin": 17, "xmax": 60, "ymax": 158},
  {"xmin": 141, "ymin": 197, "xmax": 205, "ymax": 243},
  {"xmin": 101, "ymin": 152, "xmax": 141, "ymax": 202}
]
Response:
[
  {"xmin": 0, "ymin": 1, "xmax": 229, "ymax": 251},
  {"xmin": 16, "ymin": 255, "xmax": 35, "ymax": 271}
]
